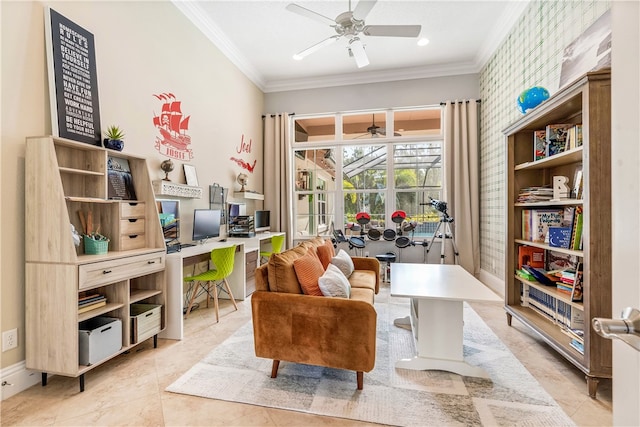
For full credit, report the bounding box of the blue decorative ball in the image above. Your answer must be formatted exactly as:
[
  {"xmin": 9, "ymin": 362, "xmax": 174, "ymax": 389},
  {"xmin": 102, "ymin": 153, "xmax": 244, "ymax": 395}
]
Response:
[{"xmin": 517, "ymin": 86, "xmax": 550, "ymax": 114}]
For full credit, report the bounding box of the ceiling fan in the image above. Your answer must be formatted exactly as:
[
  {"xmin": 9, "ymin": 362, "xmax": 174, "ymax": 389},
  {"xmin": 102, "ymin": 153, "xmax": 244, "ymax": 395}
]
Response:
[
  {"xmin": 356, "ymin": 114, "xmax": 401, "ymax": 138},
  {"xmin": 286, "ymin": 0, "xmax": 421, "ymax": 68}
]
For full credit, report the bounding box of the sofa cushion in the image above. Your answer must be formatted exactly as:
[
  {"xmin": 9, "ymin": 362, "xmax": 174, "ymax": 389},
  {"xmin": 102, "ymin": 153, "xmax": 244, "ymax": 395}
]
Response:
[
  {"xmin": 348, "ymin": 269, "xmax": 377, "ymax": 292},
  {"xmin": 350, "ymin": 287, "xmax": 375, "ymax": 305},
  {"xmin": 330, "ymin": 249, "xmax": 354, "ymax": 278},
  {"xmin": 293, "ymin": 249, "xmax": 325, "ymax": 296},
  {"xmin": 318, "ymin": 264, "xmax": 351, "ymax": 298},
  {"xmin": 267, "ymin": 245, "xmax": 307, "ymax": 294}
]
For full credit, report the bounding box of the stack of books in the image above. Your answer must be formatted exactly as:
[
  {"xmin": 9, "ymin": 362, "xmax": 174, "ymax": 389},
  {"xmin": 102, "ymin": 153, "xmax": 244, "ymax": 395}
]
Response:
[
  {"xmin": 78, "ymin": 293, "xmax": 107, "ymax": 314},
  {"xmin": 517, "ymin": 186, "xmax": 554, "ymax": 203}
]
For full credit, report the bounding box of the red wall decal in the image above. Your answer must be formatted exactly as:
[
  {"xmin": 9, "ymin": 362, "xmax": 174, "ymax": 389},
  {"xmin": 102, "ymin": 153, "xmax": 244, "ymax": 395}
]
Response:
[
  {"xmin": 153, "ymin": 93, "xmax": 193, "ymax": 160},
  {"xmin": 230, "ymin": 157, "xmax": 257, "ymax": 173}
]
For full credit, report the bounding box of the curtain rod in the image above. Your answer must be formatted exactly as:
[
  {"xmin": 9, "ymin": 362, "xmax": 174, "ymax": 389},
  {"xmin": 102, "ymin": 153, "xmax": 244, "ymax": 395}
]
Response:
[
  {"xmin": 439, "ymin": 100, "xmax": 482, "ymax": 106},
  {"xmin": 262, "ymin": 113, "xmax": 296, "ymax": 118}
]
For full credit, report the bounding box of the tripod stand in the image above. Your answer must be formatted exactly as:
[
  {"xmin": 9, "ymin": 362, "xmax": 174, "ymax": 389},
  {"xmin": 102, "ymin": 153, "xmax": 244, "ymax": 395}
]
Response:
[{"xmin": 424, "ymin": 212, "xmax": 459, "ymax": 264}]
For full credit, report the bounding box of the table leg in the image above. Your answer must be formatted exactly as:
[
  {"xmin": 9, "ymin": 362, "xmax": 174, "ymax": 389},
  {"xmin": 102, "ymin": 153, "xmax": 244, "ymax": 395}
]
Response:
[{"xmin": 395, "ymin": 298, "xmax": 490, "ymax": 378}]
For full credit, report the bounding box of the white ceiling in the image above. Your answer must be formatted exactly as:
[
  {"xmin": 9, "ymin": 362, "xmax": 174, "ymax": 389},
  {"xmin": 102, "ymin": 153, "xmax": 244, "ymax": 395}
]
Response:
[{"xmin": 173, "ymin": 0, "xmax": 530, "ymax": 93}]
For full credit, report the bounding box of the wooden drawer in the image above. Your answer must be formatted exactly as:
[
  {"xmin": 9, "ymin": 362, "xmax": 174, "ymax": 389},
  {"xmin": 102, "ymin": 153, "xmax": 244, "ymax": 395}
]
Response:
[
  {"xmin": 120, "ymin": 218, "xmax": 145, "ymax": 235},
  {"xmin": 130, "ymin": 304, "xmax": 161, "ymax": 344},
  {"xmin": 79, "ymin": 252, "xmax": 164, "ymax": 290},
  {"xmin": 120, "ymin": 202, "xmax": 145, "ymax": 218},
  {"xmin": 119, "ymin": 234, "xmax": 145, "ymax": 251}
]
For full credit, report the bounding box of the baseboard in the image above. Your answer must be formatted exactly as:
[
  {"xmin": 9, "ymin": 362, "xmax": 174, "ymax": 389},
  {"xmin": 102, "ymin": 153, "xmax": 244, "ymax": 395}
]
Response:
[
  {"xmin": 478, "ymin": 269, "xmax": 505, "ymax": 298},
  {"xmin": 1, "ymin": 361, "xmax": 42, "ymax": 401}
]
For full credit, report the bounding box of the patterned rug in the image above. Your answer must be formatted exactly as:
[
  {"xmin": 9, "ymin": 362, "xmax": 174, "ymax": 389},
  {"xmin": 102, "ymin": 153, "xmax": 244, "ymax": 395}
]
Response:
[{"xmin": 167, "ymin": 287, "xmax": 574, "ymax": 426}]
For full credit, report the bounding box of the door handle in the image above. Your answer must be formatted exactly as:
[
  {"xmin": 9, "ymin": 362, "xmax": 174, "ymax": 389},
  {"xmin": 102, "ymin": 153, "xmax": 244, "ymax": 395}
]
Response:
[{"xmin": 592, "ymin": 307, "xmax": 640, "ymax": 352}]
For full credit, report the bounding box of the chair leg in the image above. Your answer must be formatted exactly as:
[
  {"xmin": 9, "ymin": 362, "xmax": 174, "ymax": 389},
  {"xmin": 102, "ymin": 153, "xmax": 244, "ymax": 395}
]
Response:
[
  {"xmin": 271, "ymin": 360, "xmax": 280, "ymax": 378},
  {"xmin": 356, "ymin": 371, "xmax": 363, "ymax": 390},
  {"xmin": 184, "ymin": 281, "xmax": 199, "ymax": 318},
  {"xmin": 222, "ymin": 278, "xmax": 238, "ymax": 311},
  {"xmin": 212, "ymin": 282, "xmax": 220, "ymax": 323},
  {"xmin": 204, "ymin": 282, "xmax": 211, "ymax": 308}
]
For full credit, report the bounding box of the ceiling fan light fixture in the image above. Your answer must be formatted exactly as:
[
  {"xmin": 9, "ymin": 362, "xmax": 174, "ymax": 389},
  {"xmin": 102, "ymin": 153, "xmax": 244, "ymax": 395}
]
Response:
[{"xmin": 349, "ymin": 37, "xmax": 369, "ymax": 68}]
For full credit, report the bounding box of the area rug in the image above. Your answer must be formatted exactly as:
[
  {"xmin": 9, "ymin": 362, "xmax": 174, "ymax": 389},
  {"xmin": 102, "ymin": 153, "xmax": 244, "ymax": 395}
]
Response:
[{"xmin": 167, "ymin": 288, "xmax": 574, "ymax": 426}]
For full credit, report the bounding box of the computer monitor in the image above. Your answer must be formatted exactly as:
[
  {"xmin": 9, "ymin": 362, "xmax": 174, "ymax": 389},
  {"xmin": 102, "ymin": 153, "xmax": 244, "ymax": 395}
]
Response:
[
  {"xmin": 254, "ymin": 210, "xmax": 271, "ymax": 233},
  {"xmin": 192, "ymin": 209, "xmax": 221, "ymax": 243}
]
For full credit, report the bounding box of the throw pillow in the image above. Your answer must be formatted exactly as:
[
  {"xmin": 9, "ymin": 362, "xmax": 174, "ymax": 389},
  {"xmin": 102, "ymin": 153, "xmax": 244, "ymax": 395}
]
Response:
[
  {"xmin": 293, "ymin": 249, "xmax": 324, "ymax": 296},
  {"xmin": 316, "ymin": 244, "xmax": 333, "ymax": 270},
  {"xmin": 330, "ymin": 249, "xmax": 354, "ymax": 278},
  {"xmin": 318, "ymin": 264, "xmax": 351, "ymax": 298}
]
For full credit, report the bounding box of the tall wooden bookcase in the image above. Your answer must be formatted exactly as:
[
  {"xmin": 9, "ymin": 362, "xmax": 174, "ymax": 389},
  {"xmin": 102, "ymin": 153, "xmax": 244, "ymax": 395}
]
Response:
[
  {"xmin": 503, "ymin": 69, "xmax": 611, "ymax": 398},
  {"xmin": 25, "ymin": 136, "xmax": 167, "ymax": 391}
]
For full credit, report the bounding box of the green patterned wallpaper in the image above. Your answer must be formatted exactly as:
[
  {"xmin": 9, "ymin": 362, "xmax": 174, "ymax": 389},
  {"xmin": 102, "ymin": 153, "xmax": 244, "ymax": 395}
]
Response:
[{"xmin": 478, "ymin": 0, "xmax": 610, "ymax": 279}]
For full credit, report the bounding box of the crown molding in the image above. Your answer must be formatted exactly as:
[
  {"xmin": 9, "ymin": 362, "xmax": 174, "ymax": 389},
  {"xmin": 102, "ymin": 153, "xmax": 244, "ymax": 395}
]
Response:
[
  {"xmin": 262, "ymin": 61, "xmax": 479, "ymax": 93},
  {"xmin": 171, "ymin": 0, "xmax": 267, "ymax": 91},
  {"xmin": 475, "ymin": 0, "xmax": 531, "ymax": 70}
]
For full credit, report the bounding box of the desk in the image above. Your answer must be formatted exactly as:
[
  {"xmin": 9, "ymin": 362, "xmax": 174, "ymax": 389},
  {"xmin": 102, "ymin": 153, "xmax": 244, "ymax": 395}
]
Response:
[
  {"xmin": 160, "ymin": 232, "xmax": 285, "ymax": 340},
  {"xmin": 390, "ymin": 263, "xmax": 501, "ymax": 378}
]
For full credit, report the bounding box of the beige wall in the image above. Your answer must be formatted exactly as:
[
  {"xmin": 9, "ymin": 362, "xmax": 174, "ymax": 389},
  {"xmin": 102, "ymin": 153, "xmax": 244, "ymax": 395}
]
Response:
[{"xmin": 0, "ymin": 1, "xmax": 264, "ymax": 368}]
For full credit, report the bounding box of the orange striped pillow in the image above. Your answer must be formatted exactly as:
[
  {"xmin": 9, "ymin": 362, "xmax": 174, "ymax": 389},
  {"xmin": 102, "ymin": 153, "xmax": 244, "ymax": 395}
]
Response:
[{"xmin": 293, "ymin": 249, "xmax": 324, "ymax": 296}]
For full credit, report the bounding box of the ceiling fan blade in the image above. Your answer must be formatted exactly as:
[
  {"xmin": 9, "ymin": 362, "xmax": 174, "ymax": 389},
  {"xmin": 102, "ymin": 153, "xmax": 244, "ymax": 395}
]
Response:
[
  {"xmin": 286, "ymin": 3, "xmax": 335, "ymax": 26},
  {"xmin": 349, "ymin": 38, "xmax": 369, "ymax": 68},
  {"xmin": 363, "ymin": 25, "xmax": 421, "ymax": 37},
  {"xmin": 352, "ymin": 0, "xmax": 377, "ymax": 21},
  {"xmin": 294, "ymin": 35, "xmax": 340, "ymax": 60}
]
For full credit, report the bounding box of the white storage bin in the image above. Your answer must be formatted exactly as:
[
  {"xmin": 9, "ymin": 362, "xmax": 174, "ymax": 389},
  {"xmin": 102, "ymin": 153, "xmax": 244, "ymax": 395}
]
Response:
[
  {"xmin": 79, "ymin": 317, "xmax": 122, "ymax": 366},
  {"xmin": 130, "ymin": 304, "xmax": 162, "ymax": 344}
]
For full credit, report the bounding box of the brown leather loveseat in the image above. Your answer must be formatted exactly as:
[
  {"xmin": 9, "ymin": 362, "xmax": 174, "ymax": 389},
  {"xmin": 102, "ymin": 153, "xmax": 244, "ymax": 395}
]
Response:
[{"xmin": 251, "ymin": 237, "xmax": 380, "ymax": 389}]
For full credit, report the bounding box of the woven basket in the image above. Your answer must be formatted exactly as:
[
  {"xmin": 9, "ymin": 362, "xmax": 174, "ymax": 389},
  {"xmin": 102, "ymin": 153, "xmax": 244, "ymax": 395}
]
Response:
[{"xmin": 84, "ymin": 235, "xmax": 109, "ymax": 255}]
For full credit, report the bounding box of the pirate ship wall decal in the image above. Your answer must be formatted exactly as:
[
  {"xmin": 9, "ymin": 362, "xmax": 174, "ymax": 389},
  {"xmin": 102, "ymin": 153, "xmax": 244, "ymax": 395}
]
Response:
[{"xmin": 153, "ymin": 93, "xmax": 193, "ymax": 160}]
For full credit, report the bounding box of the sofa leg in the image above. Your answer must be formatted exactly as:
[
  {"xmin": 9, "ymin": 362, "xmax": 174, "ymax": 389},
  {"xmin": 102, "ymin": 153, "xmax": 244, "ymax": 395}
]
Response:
[
  {"xmin": 271, "ymin": 360, "xmax": 280, "ymax": 378},
  {"xmin": 357, "ymin": 371, "xmax": 363, "ymax": 390}
]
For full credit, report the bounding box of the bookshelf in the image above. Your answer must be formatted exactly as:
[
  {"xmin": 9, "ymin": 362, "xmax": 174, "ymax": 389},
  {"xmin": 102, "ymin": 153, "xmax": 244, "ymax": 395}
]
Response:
[
  {"xmin": 503, "ymin": 69, "xmax": 611, "ymax": 398},
  {"xmin": 25, "ymin": 136, "xmax": 167, "ymax": 392}
]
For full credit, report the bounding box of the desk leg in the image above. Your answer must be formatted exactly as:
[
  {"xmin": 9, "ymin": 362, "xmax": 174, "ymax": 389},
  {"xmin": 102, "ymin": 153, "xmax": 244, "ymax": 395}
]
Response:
[
  {"xmin": 395, "ymin": 298, "xmax": 490, "ymax": 378},
  {"xmin": 158, "ymin": 255, "xmax": 184, "ymax": 340}
]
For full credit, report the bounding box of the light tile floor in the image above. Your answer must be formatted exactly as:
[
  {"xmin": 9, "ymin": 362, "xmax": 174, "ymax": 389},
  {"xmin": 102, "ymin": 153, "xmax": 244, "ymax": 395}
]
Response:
[{"xmin": 1, "ymin": 283, "xmax": 612, "ymax": 426}]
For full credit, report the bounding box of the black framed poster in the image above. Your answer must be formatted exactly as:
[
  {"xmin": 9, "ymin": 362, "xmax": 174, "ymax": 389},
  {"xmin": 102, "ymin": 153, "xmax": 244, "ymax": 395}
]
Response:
[{"xmin": 45, "ymin": 8, "xmax": 101, "ymax": 145}]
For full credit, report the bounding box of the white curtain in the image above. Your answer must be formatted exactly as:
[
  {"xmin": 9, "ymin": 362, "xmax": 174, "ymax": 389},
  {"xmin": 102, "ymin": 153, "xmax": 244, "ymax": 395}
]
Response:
[
  {"xmin": 263, "ymin": 113, "xmax": 293, "ymax": 249},
  {"xmin": 442, "ymin": 100, "xmax": 480, "ymax": 275}
]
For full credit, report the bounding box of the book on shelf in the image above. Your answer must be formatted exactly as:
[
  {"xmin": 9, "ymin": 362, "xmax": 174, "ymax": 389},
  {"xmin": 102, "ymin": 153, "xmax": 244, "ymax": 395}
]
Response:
[
  {"xmin": 517, "ymin": 186, "xmax": 553, "ymax": 203},
  {"xmin": 533, "ymin": 130, "xmax": 546, "ymax": 161},
  {"xmin": 518, "ymin": 245, "xmax": 545, "ymax": 269},
  {"xmin": 548, "ymin": 226, "xmax": 572, "ymax": 248},
  {"xmin": 574, "ymin": 124, "xmax": 583, "ymax": 147},
  {"xmin": 78, "ymin": 293, "xmax": 100, "ymax": 302},
  {"xmin": 545, "ymin": 124, "xmax": 573, "ymax": 157},
  {"xmin": 571, "ymin": 206, "xmax": 584, "ymax": 250},
  {"xmin": 78, "ymin": 300, "xmax": 107, "ymax": 314},
  {"xmin": 571, "ymin": 262, "xmax": 584, "ymax": 302},
  {"xmin": 546, "ymin": 250, "xmax": 579, "ymax": 271},
  {"xmin": 572, "ymin": 165, "xmax": 583, "ymax": 199},
  {"xmin": 529, "ymin": 209, "xmax": 563, "ymax": 243},
  {"xmin": 570, "ymin": 338, "xmax": 585, "ymax": 354},
  {"xmin": 78, "ymin": 296, "xmax": 106, "ymax": 307}
]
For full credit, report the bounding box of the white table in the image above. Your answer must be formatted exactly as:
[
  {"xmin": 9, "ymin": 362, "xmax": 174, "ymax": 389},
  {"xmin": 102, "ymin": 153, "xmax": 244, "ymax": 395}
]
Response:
[{"xmin": 390, "ymin": 263, "xmax": 501, "ymax": 378}]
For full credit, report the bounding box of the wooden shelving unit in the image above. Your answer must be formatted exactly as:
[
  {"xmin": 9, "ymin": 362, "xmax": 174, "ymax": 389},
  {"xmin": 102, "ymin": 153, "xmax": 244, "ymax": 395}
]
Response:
[
  {"xmin": 503, "ymin": 69, "xmax": 611, "ymax": 398},
  {"xmin": 25, "ymin": 136, "xmax": 167, "ymax": 392}
]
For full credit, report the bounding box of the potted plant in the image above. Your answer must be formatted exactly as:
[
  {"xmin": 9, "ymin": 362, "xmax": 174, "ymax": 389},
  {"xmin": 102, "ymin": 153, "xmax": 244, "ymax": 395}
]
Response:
[{"xmin": 103, "ymin": 125, "xmax": 125, "ymax": 151}]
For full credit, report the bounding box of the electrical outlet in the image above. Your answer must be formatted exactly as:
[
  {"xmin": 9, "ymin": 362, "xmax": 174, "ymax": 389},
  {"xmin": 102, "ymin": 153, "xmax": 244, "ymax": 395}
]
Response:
[
  {"xmin": 364, "ymin": 251, "xmax": 369, "ymax": 257},
  {"xmin": 2, "ymin": 329, "xmax": 18, "ymax": 352}
]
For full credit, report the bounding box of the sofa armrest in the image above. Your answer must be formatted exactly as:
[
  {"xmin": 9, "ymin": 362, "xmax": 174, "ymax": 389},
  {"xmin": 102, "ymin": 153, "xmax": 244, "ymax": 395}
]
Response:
[
  {"xmin": 251, "ymin": 291, "xmax": 377, "ymax": 373},
  {"xmin": 351, "ymin": 257, "xmax": 380, "ymax": 294}
]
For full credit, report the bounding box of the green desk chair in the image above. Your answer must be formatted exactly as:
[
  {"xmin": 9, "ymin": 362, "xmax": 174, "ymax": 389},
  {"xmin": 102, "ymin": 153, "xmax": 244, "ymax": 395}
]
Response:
[
  {"xmin": 260, "ymin": 234, "xmax": 285, "ymax": 265},
  {"xmin": 184, "ymin": 245, "xmax": 238, "ymax": 322}
]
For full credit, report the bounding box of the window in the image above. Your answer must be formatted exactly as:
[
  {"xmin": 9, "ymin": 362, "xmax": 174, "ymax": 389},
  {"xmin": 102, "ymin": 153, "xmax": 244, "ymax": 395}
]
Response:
[{"xmin": 292, "ymin": 108, "xmax": 442, "ymax": 239}]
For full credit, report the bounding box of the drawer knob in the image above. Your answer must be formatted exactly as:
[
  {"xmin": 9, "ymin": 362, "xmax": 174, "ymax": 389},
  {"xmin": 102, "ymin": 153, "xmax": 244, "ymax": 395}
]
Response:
[
  {"xmin": 147, "ymin": 260, "xmax": 156, "ymax": 264},
  {"xmin": 103, "ymin": 270, "xmax": 112, "ymax": 274}
]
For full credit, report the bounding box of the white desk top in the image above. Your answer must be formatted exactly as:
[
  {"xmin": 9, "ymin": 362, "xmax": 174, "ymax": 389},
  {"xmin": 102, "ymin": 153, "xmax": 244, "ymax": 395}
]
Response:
[
  {"xmin": 167, "ymin": 231, "xmax": 285, "ymax": 257},
  {"xmin": 390, "ymin": 263, "xmax": 500, "ymax": 303}
]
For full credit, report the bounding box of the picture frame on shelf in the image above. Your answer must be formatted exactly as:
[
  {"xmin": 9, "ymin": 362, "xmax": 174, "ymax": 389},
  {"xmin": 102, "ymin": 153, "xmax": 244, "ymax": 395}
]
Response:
[
  {"xmin": 107, "ymin": 156, "xmax": 137, "ymax": 200},
  {"xmin": 183, "ymin": 164, "xmax": 198, "ymax": 186}
]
